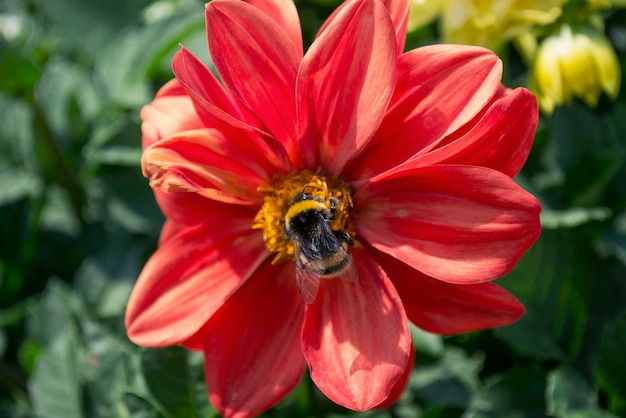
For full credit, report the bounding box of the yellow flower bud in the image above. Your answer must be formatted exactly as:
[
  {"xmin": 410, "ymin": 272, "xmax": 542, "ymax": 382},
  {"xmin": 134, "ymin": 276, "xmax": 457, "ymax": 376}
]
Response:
[
  {"xmin": 441, "ymin": 0, "xmax": 564, "ymax": 51},
  {"xmin": 531, "ymin": 24, "xmax": 621, "ymax": 114}
]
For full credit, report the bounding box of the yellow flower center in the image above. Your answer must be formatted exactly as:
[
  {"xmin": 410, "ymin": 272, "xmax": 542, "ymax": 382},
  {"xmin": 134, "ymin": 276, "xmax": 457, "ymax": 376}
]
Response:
[{"xmin": 253, "ymin": 170, "xmax": 355, "ymax": 263}]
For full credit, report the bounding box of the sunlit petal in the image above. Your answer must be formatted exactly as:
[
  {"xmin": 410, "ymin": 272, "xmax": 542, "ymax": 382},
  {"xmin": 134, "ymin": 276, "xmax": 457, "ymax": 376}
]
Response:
[
  {"xmin": 354, "ymin": 165, "xmax": 541, "ymax": 283},
  {"xmin": 302, "ymin": 250, "xmax": 411, "ymax": 410},
  {"xmin": 172, "ymin": 47, "xmax": 293, "ymax": 170},
  {"xmin": 346, "ymin": 44, "xmax": 502, "ymax": 179},
  {"xmin": 142, "ymin": 129, "xmax": 271, "ymax": 204},
  {"xmin": 206, "ymin": 0, "xmax": 300, "ymax": 158},
  {"xmin": 125, "ymin": 225, "xmax": 269, "ymax": 346},
  {"xmin": 245, "ymin": 0, "xmax": 303, "ymax": 57},
  {"xmin": 297, "ymin": 0, "xmax": 397, "ymax": 173},
  {"xmin": 387, "ymin": 87, "xmax": 539, "ymax": 178}
]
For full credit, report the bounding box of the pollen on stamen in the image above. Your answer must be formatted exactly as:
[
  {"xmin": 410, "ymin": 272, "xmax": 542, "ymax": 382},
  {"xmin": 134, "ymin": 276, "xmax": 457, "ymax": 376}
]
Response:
[{"xmin": 252, "ymin": 170, "xmax": 356, "ymax": 264}]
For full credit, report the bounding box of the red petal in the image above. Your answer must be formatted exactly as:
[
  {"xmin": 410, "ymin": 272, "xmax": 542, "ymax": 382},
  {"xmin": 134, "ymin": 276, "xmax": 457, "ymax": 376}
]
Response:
[
  {"xmin": 382, "ymin": 0, "xmax": 410, "ymax": 55},
  {"xmin": 154, "ymin": 190, "xmax": 257, "ymax": 231},
  {"xmin": 206, "ymin": 0, "xmax": 299, "ymax": 158},
  {"xmin": 245, "ymin": 0, "xmax": 303, "ymax": 57},
  {"xmin": 376, "ymin": 344, "xmax": 415, "ymax": 408},
  {"xmin": 125, "ymin": 225, "xmax": 269, "ymax": 346},
  {"xmin": 203, "ymin": 262, "xmax": 306, "ymax": 418},
  {"xmin": 353, "ymin": 165, "xmax": 541, "ymax": 283},
  {"xmin": 317, "ymin": 0, "xmax": 409, "ymax": 57},
  {"xmin": 396, "ymin": 87, "xmax": 539, "ymax": 178},
  {"xmin": 157, "ymin": 219, "xmax": 181, "ymax": 246},
  {"xmin": 172, "ymin": 46, "xmax": 256, "ymax": 129},
  {"xmin": 154, "ymin": 203, "xmax": 253, "ymax": 246},
  {"xmin": 155, "ymin": 78, "xmax": 187, "ymax": 99},
  {"xmin": 142, "ymin": 129, "xmax": 270, "ymax": 205},
  {"xmin": 371, "ymin": 245, "xmax": 526, "ymax": 334},
  {"xmin": 172, "ymin": 47, "xmax": 292, "ymax": 171},
  {"xmin": 140, "ymin": 81, "xmax": 204, "ymax": 150},
  {"xmin": 297, "ymin": 0, "xmax": 397, "ymax": 174},
  {"xmin": 467, "ymin": 89, "xmax": 538, "ymax": 177},
  {"xmin": 346, "ymin": 45, "xmax": 502, "ymax": 180},
  {"xmin": 302, "ymin": 250, "xmax": 411, "ymax": 411}
]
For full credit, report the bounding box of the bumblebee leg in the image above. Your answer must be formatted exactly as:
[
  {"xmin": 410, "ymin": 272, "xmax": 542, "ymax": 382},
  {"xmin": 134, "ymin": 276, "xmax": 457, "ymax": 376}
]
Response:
[
  {"xmin": 328, "ymin": 197, "xmax": 339, "ymax": 220},
  {"xmin": 334, "ymin": 230, "xmax": 354, "ymax": 246}
]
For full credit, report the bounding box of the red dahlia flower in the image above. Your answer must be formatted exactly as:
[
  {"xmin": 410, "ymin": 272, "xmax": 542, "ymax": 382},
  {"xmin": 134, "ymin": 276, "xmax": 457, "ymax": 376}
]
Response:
[{"xmin": 126, "ymin": 0, "xmax": 541, "ymax": 416}]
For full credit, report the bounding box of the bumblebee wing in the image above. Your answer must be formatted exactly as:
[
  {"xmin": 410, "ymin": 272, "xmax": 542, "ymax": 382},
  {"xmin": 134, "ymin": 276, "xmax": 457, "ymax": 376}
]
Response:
[
  {"xmin": 295, "ymin": 265, "xmax": 320, "ymax": 304},
  {"xmin": 333, "ymin": 252, "xmax": 358, "ymax": 282},
  {"xmin": 292, "ymin": 240, "xmax": 321, "ymax": 303}
]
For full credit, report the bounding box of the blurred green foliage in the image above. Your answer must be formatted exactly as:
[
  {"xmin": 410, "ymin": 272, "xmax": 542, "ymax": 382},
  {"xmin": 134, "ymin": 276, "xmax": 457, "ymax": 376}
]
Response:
[{"xmin": 1, "ymin": 0, "xmax": 626, "ymax": 417}]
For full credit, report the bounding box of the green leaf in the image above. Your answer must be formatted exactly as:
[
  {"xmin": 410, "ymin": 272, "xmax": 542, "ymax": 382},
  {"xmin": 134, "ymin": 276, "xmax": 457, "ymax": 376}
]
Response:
[
  {"xmin": 73, "ymin": 232, "xmax": 140, "ymax": 317},
  {"xmin": 546, "ymin": 366, "xmax": 615, "ymax": 417},
  {"xmin": 38, "ymin": 0, "xmax": 154, "ymax": 55},
  {"xmin": 0, "ymin": 92, "xmax": 36, "ymax": 171},
  {"xmin": 409, "ymin": 347, "xmax": 483, "ymax": 408},
  {"xmin": 0, "ymin": 169, "xmax": 41, "ymax": 206},
  {"xmin": 97, "ymin": 167, "xmax": 163, "ymax": 234},
  {"xmin": 39, "ymin": 185, "xmax": 81, "ymax": 237},
  {"xmin": 495, "ymin": 230, "xmax": 592, "ymax": 360},
  {"xmin": 493, "ymin": 314, "xmax": 565, "ymax": 360},
  {"xmin": 25, "ymin": 280, "xmax": 78, "ymax": 347},
  {"xmin": 551, "ymin": 102, "xmax": 625, "ymax": 206},
  {"xmin": 36, "ymin": 58, "xmax": 101, "ymax": 140},
  {"xmin": 0, "ymin": 43, "xmax": 41, "ymax": 95},
  {"xmin": 83, "ymin": 110, "xmax": 143, "ymax": 167},
  {"xmin": 469, "ymin": 368, "xmax": 547, "ymax": 417},
  {"xmin": 493, "ymin": 234, "xmax": 565, "ymax": 360},
  {"xmin": 597, "ymin": 210, "xmax": 626, "ymax": 267},
  {"xmin": 593, "ymin": 313, "xmax": 626, "ymax": 416},
  {"xmin": 29, "ymin": 325, "xmax": 85, "ymax": 418},
  {"xmin": 141, "ymin": 347, "xmax": 213, "ymax": 418},
  {"xmin": 80, "ymin": 318, "xmax": 146, "ymax": 418},
  {"xmin": 122, "ymin": 392, "xmax": 161, "ymax": 418},
  {"xmin": 94, "ymin": 2, "xmax": 205, "ymax": 107}
]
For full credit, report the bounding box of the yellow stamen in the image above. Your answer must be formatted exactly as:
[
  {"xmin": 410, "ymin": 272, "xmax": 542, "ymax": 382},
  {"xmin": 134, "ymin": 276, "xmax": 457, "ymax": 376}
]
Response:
[{"xmin": 253, "ymin": 170, "xmax": 355, "ymax": 264}]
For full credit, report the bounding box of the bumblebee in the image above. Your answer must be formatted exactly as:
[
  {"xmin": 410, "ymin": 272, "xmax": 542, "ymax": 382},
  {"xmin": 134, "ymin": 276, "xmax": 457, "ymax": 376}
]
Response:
[{"xmin": 284, "ymin": 187, "xmax": 358, "ymax": 303}]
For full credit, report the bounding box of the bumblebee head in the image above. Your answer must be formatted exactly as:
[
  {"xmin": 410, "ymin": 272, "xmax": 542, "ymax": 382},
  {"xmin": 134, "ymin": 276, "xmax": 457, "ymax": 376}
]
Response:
[{"xmin": 291, "ymin": 185, "xmax": 324, "ymax": 204}]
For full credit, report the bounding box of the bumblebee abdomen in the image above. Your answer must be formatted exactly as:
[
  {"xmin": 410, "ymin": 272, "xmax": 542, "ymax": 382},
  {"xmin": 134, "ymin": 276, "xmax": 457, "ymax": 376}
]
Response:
[{"xmin": 313, "ymin": 255, "xmax": 351, "ymax": 276}]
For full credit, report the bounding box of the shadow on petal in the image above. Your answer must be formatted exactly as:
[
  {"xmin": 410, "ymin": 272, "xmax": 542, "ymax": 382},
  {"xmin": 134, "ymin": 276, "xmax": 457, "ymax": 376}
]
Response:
[
  {"xmin": 302, "ymin": 249, "xmax": 411, "ymax": 411},
  {"xmin": 370, "ymin": 243, "xmax": 526, "ymax": 334},
  {"xmin": 202, "ymin": 261, "xmax": 306, "ymax": 418}
]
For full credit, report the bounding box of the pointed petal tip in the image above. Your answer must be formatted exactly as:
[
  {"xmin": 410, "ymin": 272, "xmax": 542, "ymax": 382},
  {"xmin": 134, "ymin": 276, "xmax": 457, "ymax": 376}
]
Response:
[{"xmin": 375, "ymin": 344, "xmax": 415, "ymax": 409}]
